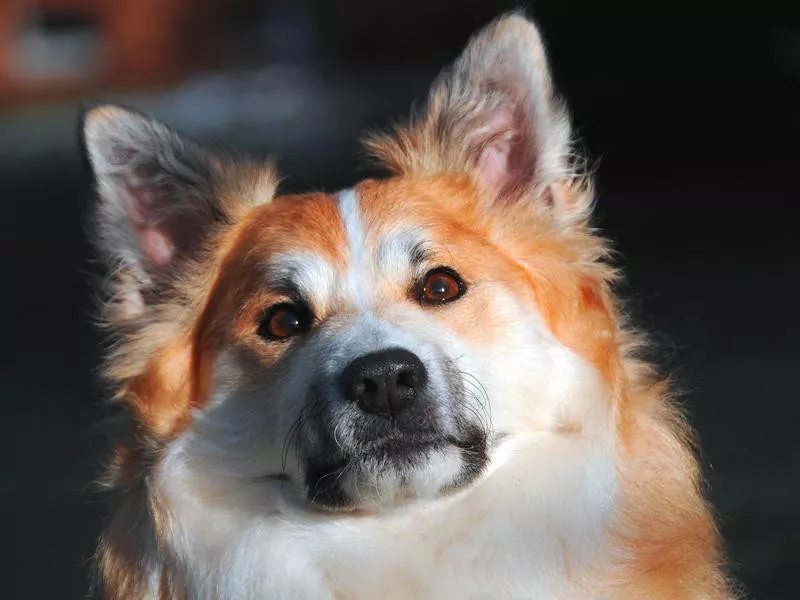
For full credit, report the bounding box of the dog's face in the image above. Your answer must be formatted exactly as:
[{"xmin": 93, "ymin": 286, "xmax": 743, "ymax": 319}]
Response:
[
  {"xmin": 185, "ymin": 177, "xmax": 597, "ymax": 511},
  {"xmin": 195, "ymin": 181, "xmax": 501, "ymax": 510},
  {"xmin": 84, "ymin": 15, "xmax": 616, "ymax": 513}
]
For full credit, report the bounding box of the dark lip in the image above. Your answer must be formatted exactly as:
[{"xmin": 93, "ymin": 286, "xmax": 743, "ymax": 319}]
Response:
[
  {"xmin": 355, "ymin": 436, "xmax": 447, "ymax": 459},
  {"xmin": 354, "ymin": 434, "xmax": 486, "ymax": 464},
  {"xmin": 302, "ymin": 428, "xmax": 490, "ymax": 509}
]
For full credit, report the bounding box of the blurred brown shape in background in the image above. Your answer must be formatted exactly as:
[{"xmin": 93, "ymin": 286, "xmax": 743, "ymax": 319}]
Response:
[{"xmin": 0, "ymin": 0, "xmax": 233, "ymax": 107}]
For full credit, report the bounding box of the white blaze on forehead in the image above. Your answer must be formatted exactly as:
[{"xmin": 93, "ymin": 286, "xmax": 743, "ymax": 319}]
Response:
[
  {"xmin": 337, "ymin": 188, "xmax": 371, "ymax": 308},
  {"xmin": 337, "ymin": 188, "xmax": 430, "ymax": 309}
]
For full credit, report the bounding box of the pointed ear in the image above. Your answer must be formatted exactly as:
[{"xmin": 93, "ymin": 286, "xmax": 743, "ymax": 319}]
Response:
[
  {"xmin": 81, "ymin": 105, "xmax": 276, "ymax": 321},
  {"xmin": 366, "ymin": 13, "xmax": 579, "ymax": 211}
]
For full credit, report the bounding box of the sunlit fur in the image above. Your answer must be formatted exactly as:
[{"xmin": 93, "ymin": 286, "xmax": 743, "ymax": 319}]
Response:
[{"xmin": 86, "ymin": 12, "xmax": 733, "ymax": 600}]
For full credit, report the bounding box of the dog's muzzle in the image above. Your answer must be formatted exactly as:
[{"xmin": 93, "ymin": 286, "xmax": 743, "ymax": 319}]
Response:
[{"xmin": 296, "ymin": 346, "xmax": 487, "ymax": 509}]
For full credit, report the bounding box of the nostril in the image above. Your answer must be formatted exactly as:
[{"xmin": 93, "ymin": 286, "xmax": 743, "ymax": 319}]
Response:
[
  {"xmin": 356, "ymin": 380, "xmax": 368, "ymax": 398},
  {"xmin": 362, "ymin": 378, "xmax": 379, "ymax": 398},
  {"xmin": 397, "ymin": 370, "xmax": 416, "ymax": 390},
  {"xmin": 343, "ymin": 379, "xmax": 365, "ymax": 401}
]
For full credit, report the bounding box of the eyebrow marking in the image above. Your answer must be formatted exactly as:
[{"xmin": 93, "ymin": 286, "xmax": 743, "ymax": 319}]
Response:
[
  {"xmin": 265, "ymin": 252, "xmax": 336, "ymax": 308},
  {"xmin": 376, "ymin": 231, "xmax": 432, "ymax": 280},
  {"xmin": 409, "ymin": 239, "xmax": 432, "ymax": 270}
]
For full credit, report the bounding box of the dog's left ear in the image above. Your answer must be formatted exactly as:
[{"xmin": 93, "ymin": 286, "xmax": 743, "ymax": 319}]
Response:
[
  {"xmin": 81, "ymin": 105, "xmax": 277, "ymax": 325},
  {"xmin": 367, "ymin": 13, "xmax": 581, "ymax": 214}
]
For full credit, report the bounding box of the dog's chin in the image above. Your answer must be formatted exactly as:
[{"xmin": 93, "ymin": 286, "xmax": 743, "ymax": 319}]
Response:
[{"xmin": 305, "ymin": 432, "xmax": 488, "ymax": 512}]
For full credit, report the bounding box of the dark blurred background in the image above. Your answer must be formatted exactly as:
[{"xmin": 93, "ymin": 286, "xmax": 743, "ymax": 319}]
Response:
[{"xmin": 2, "ymin": 1, "xmax": 798, "ymax": 598}]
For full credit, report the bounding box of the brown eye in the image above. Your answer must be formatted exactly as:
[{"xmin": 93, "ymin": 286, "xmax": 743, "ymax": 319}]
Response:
[
  {"xmin": 258, "ymin": 303, "xmax": 310, "ymax": 341},
  {"xmin": 419, "ymin": 267, "xmax": 466, "ymax": 305}
]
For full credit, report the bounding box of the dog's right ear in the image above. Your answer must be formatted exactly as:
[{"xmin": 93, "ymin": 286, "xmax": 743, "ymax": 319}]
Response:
[
  {"xmin": 81, "ymin": 105, "xmax": 276, "ymax": 322},
  {"xmin": 366, "ymin": 13, "xmax": 582, "ymax": 219}
]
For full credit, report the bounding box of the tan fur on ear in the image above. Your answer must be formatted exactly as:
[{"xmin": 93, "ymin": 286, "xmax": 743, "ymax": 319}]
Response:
[{"xmin": 364, "ymin": 13, "xmax": 574, "ymax": 208}]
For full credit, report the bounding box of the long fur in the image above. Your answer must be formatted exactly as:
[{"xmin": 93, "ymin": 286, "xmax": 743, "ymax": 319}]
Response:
[{"xmin": 84, "ymin": 12, "xmax": 734, "ymax": 600}]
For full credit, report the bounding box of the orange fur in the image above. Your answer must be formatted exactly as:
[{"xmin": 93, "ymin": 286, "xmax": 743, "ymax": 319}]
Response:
[
  {"xmin": 89, "ymin": 13, "xmax": 733, "ymax": 599},
  {"xmin": 97, "ymin": 172, "xmax": 731, "ymax": 597}
]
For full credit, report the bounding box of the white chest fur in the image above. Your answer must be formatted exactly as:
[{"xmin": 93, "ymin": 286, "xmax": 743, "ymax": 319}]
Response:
[{"xmin": 156, "ymin": 431, "xmax": 617, "ymax": 600}]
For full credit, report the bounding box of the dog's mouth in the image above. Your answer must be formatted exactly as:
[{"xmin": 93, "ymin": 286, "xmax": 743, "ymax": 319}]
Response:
[
  {"xmin": 358, "ymin": 434, "xmax": 448, "ymax": 459},
  {"xmin": 303, "ymin": 427, "xmax": 489, "ymax": 511}
]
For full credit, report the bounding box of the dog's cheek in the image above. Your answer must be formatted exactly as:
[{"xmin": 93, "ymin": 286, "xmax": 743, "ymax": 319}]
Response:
[
  {"xmin": 181, "ymin": 350, "xmax": 302, "ymax": 480},
  {"xmin": 457, "ymin": 288, "xmax": 578, "ymax": 434}
]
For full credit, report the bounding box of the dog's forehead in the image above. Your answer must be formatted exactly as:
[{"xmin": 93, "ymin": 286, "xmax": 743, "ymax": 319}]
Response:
[
  {"xmin": 252, "ymin": 192, "xmax": 424, "ymax": 311},
  {"xmin": 237, "ymin": 191, "xmax": 347, "ymax": 265},
  {"xmin": 236, "ymin": 176, "xmax": 479, "ymax": 293}
]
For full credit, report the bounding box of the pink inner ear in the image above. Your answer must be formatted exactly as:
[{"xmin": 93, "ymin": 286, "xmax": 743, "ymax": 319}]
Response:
[
  {"xmin": 126, "ymin": 185, "xmax": 177, "ymax": 269},
  {"xmin": 473, "ymin": 102, "xmax": 523, "ymax": 198},
  {"xmin": 477, "ymin": 133, "xmax": 514, "ymax": 192},
  {"xmin": 140, "ymin": 226, "xmax": 176, "ymax": 269}
]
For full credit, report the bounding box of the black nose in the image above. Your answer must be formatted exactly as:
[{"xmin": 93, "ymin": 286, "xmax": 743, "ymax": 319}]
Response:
[{"xmin": 340, "ymin": 348, "xmax": 428, "ymax": 417}]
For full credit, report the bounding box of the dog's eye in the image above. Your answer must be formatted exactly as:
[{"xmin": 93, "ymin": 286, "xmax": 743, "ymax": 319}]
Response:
[
  {"xmin": 258, "ymin": 303, "xmax": 310, "ymax": 341},
  {"xmin": 419, "ymin": 267, "xmax": 466, "ymax": 305}
]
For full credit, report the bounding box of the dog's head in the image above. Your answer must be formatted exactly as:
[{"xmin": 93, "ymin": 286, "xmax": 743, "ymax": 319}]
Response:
[{"xmin": 84, "ymin": 14, "xmax": 617, "ymax": 513}]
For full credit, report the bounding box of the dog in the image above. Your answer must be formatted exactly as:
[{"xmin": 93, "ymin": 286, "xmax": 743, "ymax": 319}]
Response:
[{"xmin": 81, "ymin": 12, "xmax": 733, "ymax": 599}]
